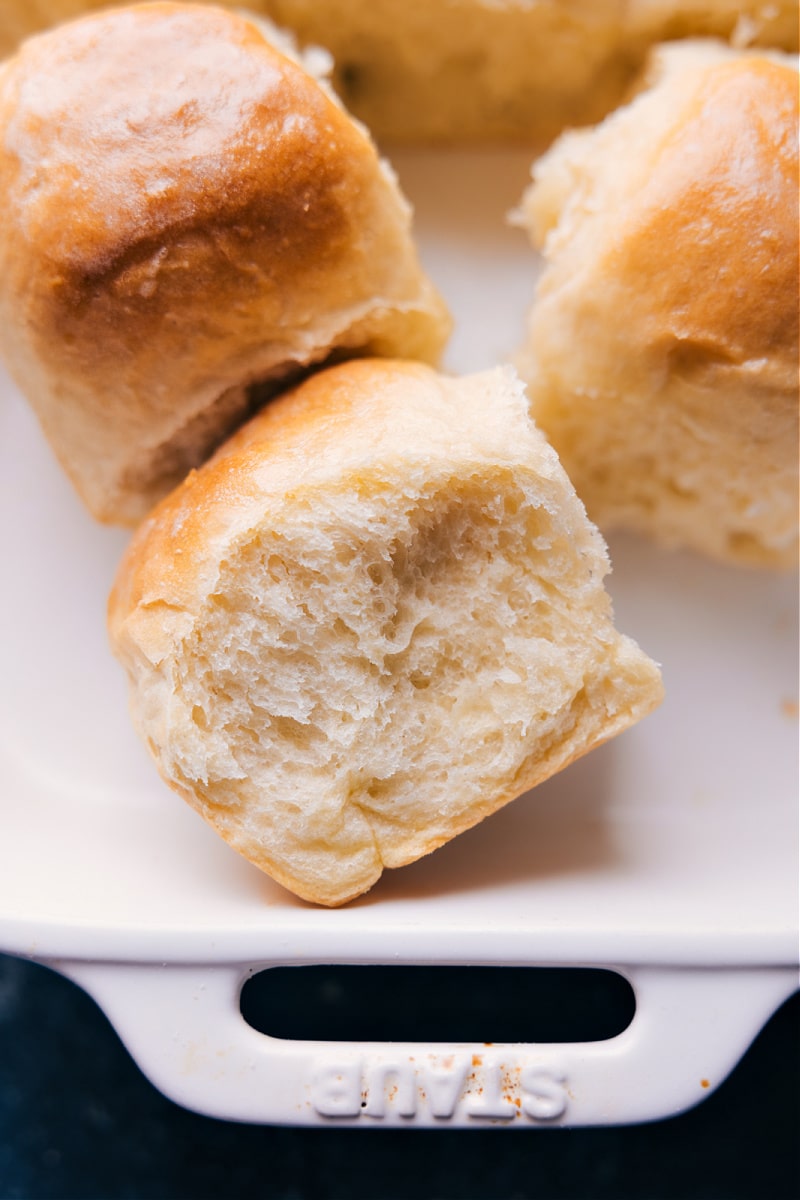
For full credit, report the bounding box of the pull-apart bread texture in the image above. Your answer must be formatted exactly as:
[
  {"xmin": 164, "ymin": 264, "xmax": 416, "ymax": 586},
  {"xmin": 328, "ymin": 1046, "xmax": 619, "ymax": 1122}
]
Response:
[
  {"xmin": 0, "ymin": 3, "xmax": 449, "ymax": 525},
  {"xmin": 0, "ymin": 2, "xmax": 797, "ymax": 143},
  {"xmin": 515, "ymin": 41, "xmax": 799, "ymax": 568},
  {"xmin": 108, "ymin": 359, "xmax": 664, "ymax": 906}
]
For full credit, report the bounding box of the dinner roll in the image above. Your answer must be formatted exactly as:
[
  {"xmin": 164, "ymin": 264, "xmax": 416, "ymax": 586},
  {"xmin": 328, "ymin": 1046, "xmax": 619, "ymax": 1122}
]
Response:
[
  {"xmin": 1, "ymin": 3, "xmax": 797, "ymax": 143},
  {"xmin": 0, "ymin": 3, "xmax": 449, "ymax": 525},
  {"xmin": 515, "ymin": 41, "xmax": 799, "ymax": 568},
  {"xmin": 108, "ymin": 359, "xmax": 664, "ymax": 906}
]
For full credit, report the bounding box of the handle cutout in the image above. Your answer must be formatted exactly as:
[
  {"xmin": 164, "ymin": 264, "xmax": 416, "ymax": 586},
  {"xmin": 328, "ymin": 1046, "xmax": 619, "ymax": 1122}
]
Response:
[{"xmin": 240, "ymin": 965, "xmax": 635, "ymax": 1043}]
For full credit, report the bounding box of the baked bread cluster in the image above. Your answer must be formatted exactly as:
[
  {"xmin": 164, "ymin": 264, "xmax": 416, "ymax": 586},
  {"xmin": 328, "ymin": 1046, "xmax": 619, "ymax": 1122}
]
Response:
[
  {"xmin": 2, "ymin": 1, "xmax": 795, "ymax": 904},
  {"xmin": 0, "ymin": 1, "xmax": 797, "ymax": 144}
]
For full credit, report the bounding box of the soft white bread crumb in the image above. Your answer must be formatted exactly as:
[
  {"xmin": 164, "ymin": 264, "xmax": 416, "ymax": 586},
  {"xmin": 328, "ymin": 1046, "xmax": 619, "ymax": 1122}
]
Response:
[
  {"xmin": 515, "ymin": 40, "xmax": 799, "ymax": 568},
  {"xmin": 108, "ymin": 359, "xmax": 664, "ymax": 906}
]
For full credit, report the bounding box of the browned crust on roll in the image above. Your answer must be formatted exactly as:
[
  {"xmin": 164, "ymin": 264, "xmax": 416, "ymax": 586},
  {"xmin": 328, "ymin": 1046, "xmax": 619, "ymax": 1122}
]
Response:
[
  {"xmin": 517, "ymin": 47, "xmax": 799, "ymax": 567},
  {"xmin": 0, "ymin": 3, "xmax": 449, "ymax": 523}
]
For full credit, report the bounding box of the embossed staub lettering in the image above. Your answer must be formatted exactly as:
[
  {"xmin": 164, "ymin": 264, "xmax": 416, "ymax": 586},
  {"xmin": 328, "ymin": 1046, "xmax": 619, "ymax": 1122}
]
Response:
[
  {"xmin": 311, "ymin": 1061, "xmax": 362, "ymax": 1117},
  {"xmin": 309, "ymin": 1053, "xmax": 569, "ymax": 1122},
  {"xmin": 426, "ymin": 1056, "xmax": 470, "ymax": 1118},
  {"xmin": 363, "ymin": 1060, "xmax": 417, "ymax": 1117},
  {"xmin": 520, "ymin": 1066, "xmax": 569, "ymax": 1120}
]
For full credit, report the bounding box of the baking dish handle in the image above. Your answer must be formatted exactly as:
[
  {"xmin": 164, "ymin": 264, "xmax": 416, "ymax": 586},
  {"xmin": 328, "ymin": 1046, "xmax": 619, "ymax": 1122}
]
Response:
[{"xmin": 55, "ymin": 959, "xmax": 798, "ymax": 1127}]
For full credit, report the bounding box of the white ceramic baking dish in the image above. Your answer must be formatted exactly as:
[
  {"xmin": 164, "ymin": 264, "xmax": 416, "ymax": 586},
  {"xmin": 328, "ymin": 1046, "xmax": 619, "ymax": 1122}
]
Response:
[{"xmin": 0, "ymin": 150, "xmax": 797, "ymax": 1128}]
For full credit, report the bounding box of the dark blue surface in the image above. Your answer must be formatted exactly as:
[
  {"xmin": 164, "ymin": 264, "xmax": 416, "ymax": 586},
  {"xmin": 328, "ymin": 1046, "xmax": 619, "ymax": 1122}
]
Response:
[{"xmin": 0, "ymin": 953, "xmax": 798, "ymax": 1200}]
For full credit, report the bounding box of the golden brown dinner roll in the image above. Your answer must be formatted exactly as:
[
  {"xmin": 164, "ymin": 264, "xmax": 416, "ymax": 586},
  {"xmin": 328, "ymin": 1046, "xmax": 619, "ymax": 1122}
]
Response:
[
  {"xmin": 0, "ymin": 3, "xmax": 449, "ymax": 525},
  {"xmin": 108, "ymin": 358, "xmax": 664, "ymax": 906},
  {"xmin": 515, "ymin": 41, "xmax": 799, "ymax": 568}
]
